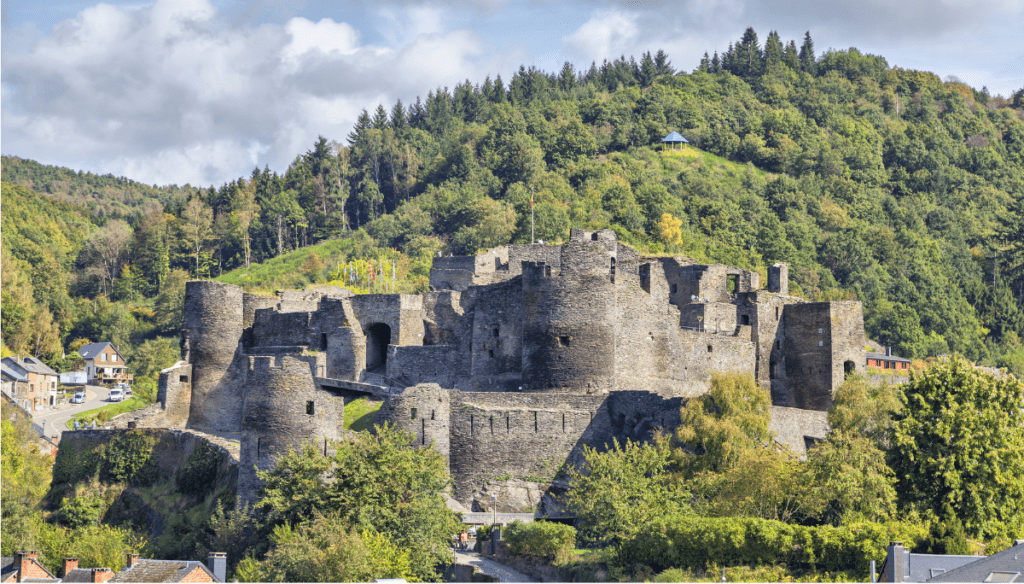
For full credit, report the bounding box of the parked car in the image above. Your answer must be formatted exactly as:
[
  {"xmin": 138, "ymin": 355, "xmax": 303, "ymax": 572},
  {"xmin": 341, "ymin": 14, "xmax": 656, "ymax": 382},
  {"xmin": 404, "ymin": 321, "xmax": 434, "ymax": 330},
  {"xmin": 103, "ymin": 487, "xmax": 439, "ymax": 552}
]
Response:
[
  {"xmin": 108, "ymin": 389, "xmax": 124, "ymax": 402},
  {"xmin": 117, "ymin": 383, "xmax": 133, "ymax": 398},
  {"xmin": 71, "ymin": 391, "xmax": 87, "ymax": 404}
]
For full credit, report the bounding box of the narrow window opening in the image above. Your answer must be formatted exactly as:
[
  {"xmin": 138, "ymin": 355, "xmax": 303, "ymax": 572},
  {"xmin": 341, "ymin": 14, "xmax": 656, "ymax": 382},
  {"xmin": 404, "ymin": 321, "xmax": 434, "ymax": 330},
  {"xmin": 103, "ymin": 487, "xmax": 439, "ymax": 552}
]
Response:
[
  {"xmin": 562, "ymin": 413, "xmax": 566, "ymax": 432},
  {"xmin": 411, "ymin": 407, "xmax": 417, "ymax": 420},
  {"xmin": 558, "ymin": 336, "xmax": 570, "ymax": 347},
  {"xmin": 506, "ymin": 415, "xmax": 510, "ymax": 433},
  {"xmin": 818, "ymin": 328, "xmax": 823, "ymax": 334},
  {"xmin": 534, "ymin": 411, "xmax": 538, "ymax": 433},
  {"xmin": 431, "ymin": 410, "xmax": 435, "ymax": 420},
  {"xmin": 741, "ymin": 314, "xmax": 750, "ymax": 325},
  {"xmin": 422, "ymin": 419, "xmax": 426, "ymax": 445},
  {"xmin": 493, "ymin": 328, "xmax": 499, "ymax": 337},
  {"xmin": 323, "ymin": 438, "xmax": 328, "ymax": 456},
  {"xmin": 257, "ymin": 437, "xmax": 261, "ymax": 460},
  {"xmin": 775, "ymin": 306, "xmax": 780, "ymax": 320},
  {"xmin": 321, "ymin": 333, "xmax": 328, "ymax": 350},
  {"xmin": 639, "ymin": 263, "xmax": 651, "ymax": 293},
  {"xmin": 179, "ymin": 375, "xmax": 189, "ymax": 383},
  {"xmin": 610, "ymin": 257, "xmax": 616, "ymax": 283},
  {"xmin": 707, "ymin": 345, "xmax": 713, "ymax": 353},
  {"xmin": 671, "ymin": 283, "xmax": 678, "ymax": 294},
  {"xmin": 490, "ymin": 416, "xmax": 494, "ymax": 434},
  {"xmin": 591, "ymin": 232, "xmax": 598, "ymax": 241},
  {"xmin": 776, "ymin": 340, "xmax": 781, "ymax": 350},
  {"xmin": 470, "ymin": 415, "xmax": 474, "ymax": 435},
  {"xmin": 306, "ymin": 401, "xmax": 315, "ymax": 415},
  {"xmin": 727, "ymin": 274, "xmax": 739, "ymax": 294},
  {"xmin": 488, "ymin": 349, "xmax": 495, "ymax": 359}
]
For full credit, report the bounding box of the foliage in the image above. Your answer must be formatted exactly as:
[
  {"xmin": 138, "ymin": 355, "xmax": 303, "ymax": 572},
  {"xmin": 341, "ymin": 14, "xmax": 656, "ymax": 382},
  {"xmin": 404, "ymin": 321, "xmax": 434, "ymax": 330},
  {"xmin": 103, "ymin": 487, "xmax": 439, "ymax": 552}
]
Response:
[
  {"xmin": 32, "ymin": 522, "xmax": 144, "ymax": 575},
  {"xmin": 101, "ymin": 431, "xmax": 159, "ymax": 486},
  {"xmin": 175, "ymin": 441, "xmax": 221, "ymax": 499},
  {"xmin": 563, "ymin": 436, "xmax": 689, "ymax": 547},
  {"xmin": 256, "ymin": 423, "xmax": 462, "ymax": 581},
  {"xmin": 57, "ymin": 494, "xmax": 104, "ymax": 529},
  {"xmin": 918, "ymin": 504, "xmax": 970, "ymax": 555},
  {"xmin": 504, "ymin": 520, "xmax": 577, "ymax": 561},
  {"xmin": 674, "ymin": 372, "xmax": 772, "ymax": 475},
  {"xmin": 239, "ymin": 513, "xmax": 414, "ymax": 583},
  {"xmin": 617, "ymin": 514, "xmax": 927, "ymax": 579},
  {"xmin": 889, "ymin": 355, "xmax": 1024, "ymax": 537},
  {"xmin": 65, "ymin": 396, "xmax": 151, "ymax": 429},
  {"xmin": 1, "ymin": 404, "xmax": 55, "ymax": 557}
]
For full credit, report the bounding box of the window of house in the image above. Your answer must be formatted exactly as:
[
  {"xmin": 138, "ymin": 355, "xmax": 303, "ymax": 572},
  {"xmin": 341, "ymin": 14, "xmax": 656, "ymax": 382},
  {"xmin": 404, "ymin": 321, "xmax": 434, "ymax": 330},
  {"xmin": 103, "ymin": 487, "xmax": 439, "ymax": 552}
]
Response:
[
  {"xmin": 111, "ymin": 354, "xmax": 117, "ymax": 362},
  {"xmin": 102, "ymin": 354, "xmax": 107, "ymax": 361}
]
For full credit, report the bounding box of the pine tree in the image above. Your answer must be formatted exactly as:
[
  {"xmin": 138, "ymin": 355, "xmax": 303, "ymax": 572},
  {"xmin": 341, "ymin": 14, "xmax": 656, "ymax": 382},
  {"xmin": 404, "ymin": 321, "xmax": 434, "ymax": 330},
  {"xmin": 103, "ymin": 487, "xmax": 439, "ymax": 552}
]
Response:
[
  {"xmin": 764, "ymin": 31, "xmax": 784, "ymax": 70},
  {"xmin": 711, "ymin": 52, "xmax": 721, "ymax": 72},
  {"xmin": 799, "ymin": 31, "xmax": 816, "ymax": 75},
  {"xmin": 347, "ymin": 110, "xmax": 371, "ymax": 145},
  {"xmin": 736, "ymin": 27, "xmax": 762, "ymax": 77},
  {"xmin": 639, "ymin": 51, "xmax": 658, "ymax": 86},
  {"xmin": 699, "ymin": 52, "xmax": 711, "ymax": 73},
  {"xmin": 371, "ymin": 105, "xmax": 389, "ymax": 130},
  {"xmin": 654, "ymin": 50, "xmax": 675, "ymax": 75},
  {"xmin": 389, "ymin": 100, "xmax": 406, "ymax": 133},
  {"xmin": 783, "ymin": 40, "xmax": 800, "ymax": 69}
]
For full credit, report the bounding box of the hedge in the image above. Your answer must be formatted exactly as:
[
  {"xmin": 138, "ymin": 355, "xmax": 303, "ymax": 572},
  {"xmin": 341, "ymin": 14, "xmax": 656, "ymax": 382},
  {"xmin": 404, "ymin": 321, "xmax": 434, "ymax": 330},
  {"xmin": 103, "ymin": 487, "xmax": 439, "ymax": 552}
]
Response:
[
  {"xmin": 616, "ymin": 515, "xmax": 927, "ymax": 577},
  {"xmin": 505, "ymin": 520, "xmax": 577, "ymax": 561}
]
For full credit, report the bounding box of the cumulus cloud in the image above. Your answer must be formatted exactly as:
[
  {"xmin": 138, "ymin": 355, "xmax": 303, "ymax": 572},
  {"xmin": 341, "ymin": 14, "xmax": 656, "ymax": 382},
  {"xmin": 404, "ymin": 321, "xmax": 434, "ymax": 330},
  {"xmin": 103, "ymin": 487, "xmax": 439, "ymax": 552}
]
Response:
[{"xmin": 1, "ymin": 0, "xmax": 492, "ymax": 186}]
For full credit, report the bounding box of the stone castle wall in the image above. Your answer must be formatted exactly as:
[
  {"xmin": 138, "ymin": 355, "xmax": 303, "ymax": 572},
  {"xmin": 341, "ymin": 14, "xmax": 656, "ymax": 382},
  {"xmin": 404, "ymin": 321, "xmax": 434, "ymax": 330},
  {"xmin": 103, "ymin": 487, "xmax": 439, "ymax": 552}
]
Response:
[{"xmin": 183, "ymin": 281, "xmax": 245, "ymax": 432}]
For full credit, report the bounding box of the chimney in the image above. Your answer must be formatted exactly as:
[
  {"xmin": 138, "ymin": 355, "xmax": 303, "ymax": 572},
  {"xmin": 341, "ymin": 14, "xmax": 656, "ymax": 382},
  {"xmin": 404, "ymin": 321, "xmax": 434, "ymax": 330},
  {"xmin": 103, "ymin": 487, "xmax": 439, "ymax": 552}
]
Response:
[
  {"xmin": 91, "ymin": 568, "xmax": 114, "ymax": 583},
  {"xmin": 883, "ymin": 541, "xmax": 905, "ymax": 583},
  {"xmin": 886, "ymin": 346, "xmax": 892, "ymax": 357},
  {"xmin": 64, "ymin": 558, "xmax": 79, "ymax": 577},
  {"xmin": 126, "ymin": 553, "xmax": 139, "ymax": 568},
  {"xmin": 207, "ymin": 552, "xmax": 227, "ymax": 582},
  {"xmin": 14, "ymin": 551, "xmax": 39, "ymax": 583}
]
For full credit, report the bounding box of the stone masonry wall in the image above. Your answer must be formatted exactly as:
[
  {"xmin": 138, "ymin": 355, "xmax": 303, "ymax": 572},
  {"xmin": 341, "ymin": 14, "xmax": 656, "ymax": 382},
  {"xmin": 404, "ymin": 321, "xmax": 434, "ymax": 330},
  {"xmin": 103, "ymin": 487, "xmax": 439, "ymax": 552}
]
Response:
[
  {"xmin": 238, "ymin": 355, "xmax": 340, "ymax": 508},
  {"xmin": 782, "ymin": 303, "xmax": 834, "ymax": 410},
  {"xmin": 157, "ymin": 361, "xmax": 192, "ymax": 427},
  {"xmin": 183, "ymin": 281, "xmax": 245, "ymax": 433}
]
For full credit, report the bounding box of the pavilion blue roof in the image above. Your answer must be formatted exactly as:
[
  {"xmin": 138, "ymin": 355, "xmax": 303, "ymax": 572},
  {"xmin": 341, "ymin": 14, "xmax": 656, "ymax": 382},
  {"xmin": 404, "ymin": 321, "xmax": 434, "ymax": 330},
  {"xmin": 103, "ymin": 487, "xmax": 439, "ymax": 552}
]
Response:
[{"xmin": 661, "ymin": 131, "xmax": 689, "ymax": 143}]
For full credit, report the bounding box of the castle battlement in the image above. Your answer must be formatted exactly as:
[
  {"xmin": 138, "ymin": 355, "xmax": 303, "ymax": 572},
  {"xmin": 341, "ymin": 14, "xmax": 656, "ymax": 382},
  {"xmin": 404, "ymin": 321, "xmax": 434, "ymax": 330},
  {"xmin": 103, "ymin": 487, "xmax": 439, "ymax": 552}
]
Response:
[{"xmin": 160, "ymin": 229, "xmax": 863, "ymax": 510}]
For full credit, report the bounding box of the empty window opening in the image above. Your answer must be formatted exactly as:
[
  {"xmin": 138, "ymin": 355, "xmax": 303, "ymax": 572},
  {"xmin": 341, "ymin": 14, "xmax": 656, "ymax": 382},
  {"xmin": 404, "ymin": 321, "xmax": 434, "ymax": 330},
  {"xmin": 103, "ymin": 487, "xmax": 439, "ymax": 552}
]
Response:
[
  {"xmin": 776, "ymin": 340, "xmax": 781, "ymax": 350},
  {"xmin": 431, "ymin": 410, "xmax": 435, "ymax": 420},
  {"xmin": 639, "ymin": 263, "xmax": 651, "ymax": 293},
  {"xmin": 470, "ymin": 415, "xmax": 474, "ymax": 435},
  {"xmin": 769, "ymin": 357, "xmax": 778, "ymax": 380},
  {"xmin": 804, "ymin": 436, "xmax": 821, "ymax": 451},
  {"xmin": 493, "ymin": 328, "xmax": 499, "ymax": 337},
  {"xmin": 741, "ymin": 314, "xmax": 750, "ymax": 325},
  {"xmin": 844, "ymin": 360, "xmax": 855, "ymax": 377},
  {"xmin": 818, "ymin": 328, "xmax": 823, "ymax": 334},
  {"xmin": 818, "ymin": 340, "xmax": 824, "ymax": 347},
  {"xmin": 559, "ymin": 336, "xmax": 570, "ymax": 347},
  {"xmin": 257, "ymin": 437, "xmax": 261, "ymax": 460},
  {"xmin": 545, "ymin": 265, "xmax": 552, "ymax": 277},
  {"xmin": 562, "ymin": 413, "xmax": 566, "ymax": 433},
  {"xmin": 707, "ymin": 345, "xmax": 713, "ymax": 353},
  {"xmin": 490, "ymin": 416, "xmax": 494, "ymax": 434},
  {"xmin": 610, "ymin": 257, "xmax": 616, "ymax": 283},
  {"xmin": 591, "ymin": 232, "xmax": 598, "ymax": 241},
  {"xmin": 775, "ymin": 306, "xmax": 780, "ymax": 320},
  {"xmin": 534, "ymin": 411, "xmax": 538, "ymax": 433},
  {"xmin": 306, "ymin": 401, "xmax": 315, "ymax": 415},
  {"xmin": 411, "ymin": 407, "xmax": 418, "ymax": 420},
  {"xmin": 727, "ymin": 274, "xmax": 739, "ymax": 294},
  {"xmin": 671, "ymin": 283, "xmax": 678, "ymax": 294},
  {"xmin": 488, "ymin": 349, "xmax": 495, "ymax": 359},
  {"xmin": 321, "ymin": 333, "xmax": 328, "ymax": 350},
  {"xmin": 506, "ymin": 415, "xmax": 510, "ymax": 433},
  {"xmin": 324, "ymin": 438, "xmax": 328, "ymax": 456},
  {"xmin": 179, "ymin": 375, "xmax": 189, "ymax": 383}
]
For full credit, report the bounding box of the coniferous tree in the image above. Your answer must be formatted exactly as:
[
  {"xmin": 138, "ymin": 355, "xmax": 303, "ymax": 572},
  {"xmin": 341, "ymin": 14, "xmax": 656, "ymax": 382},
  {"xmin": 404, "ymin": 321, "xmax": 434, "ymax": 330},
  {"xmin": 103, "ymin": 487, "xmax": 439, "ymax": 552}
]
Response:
[
  {"xmin": 389, "ymin": 100, "xmax": 406, "ymax": 133},
  {"xmin": 711, "ymin": 51, "xmax": 721, "ymax": 72},
  {"xmin": 347, "ymin": 110, "xmax": 371, "ymax": 145},
  {"xmin": 764, "ymin": 31, "xmax": 784, "ymax": 69},
  {"xmin": 800, "ymin": 31, "xmax": 816, "ymax": 74},
  {"xmin": 735, "ymin": 27, "xmax": 762, "ymax": 77},
  {"xmin": 639, "ymin": 51, "xmax": 658, "ymax": 86},
  {"xmin": 783, "ymin": 40, "xmax": 800, "ymax": 69},
  {"xmin": 371, "ymin": 105, "xmax": 389, "ymax": 130},
  {"xmin": 699, "ymin": 52, "xmax": 711, "ymax": 73},
  {"xmin": 654, "ymin": 50, "xmax": 674, "ymax": 75}
]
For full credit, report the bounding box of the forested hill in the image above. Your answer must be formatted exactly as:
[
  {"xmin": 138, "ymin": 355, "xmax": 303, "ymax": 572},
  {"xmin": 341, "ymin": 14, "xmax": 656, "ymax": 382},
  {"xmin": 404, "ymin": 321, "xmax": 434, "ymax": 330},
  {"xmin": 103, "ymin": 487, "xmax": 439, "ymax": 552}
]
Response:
[
  {"xmin": 3, "ymin": 28, "xmax": 1024, "ymax": 375},
  {"xmin": 1, "ymin": 155, "xmax": 197, "ymax": 218}
]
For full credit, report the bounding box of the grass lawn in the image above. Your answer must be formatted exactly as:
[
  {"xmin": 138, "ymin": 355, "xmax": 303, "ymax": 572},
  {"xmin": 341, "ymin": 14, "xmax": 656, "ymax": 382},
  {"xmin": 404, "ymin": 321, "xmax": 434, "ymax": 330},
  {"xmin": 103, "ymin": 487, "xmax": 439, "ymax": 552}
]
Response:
[
  {"xmin": 344, "ymin": 397, "xmax": 383, "ymax": 432},
  {"xmin": 66, "ymin": 395, "xmax": 150, "ymax": 429}
]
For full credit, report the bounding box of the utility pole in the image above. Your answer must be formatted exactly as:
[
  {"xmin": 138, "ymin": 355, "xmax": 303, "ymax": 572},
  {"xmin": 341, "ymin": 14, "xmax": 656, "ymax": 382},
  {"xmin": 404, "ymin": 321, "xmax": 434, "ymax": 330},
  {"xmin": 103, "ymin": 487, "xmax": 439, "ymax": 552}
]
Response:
[{"xmin": 531, "ymin": 187, "xmax": 535, "ymax": 244}]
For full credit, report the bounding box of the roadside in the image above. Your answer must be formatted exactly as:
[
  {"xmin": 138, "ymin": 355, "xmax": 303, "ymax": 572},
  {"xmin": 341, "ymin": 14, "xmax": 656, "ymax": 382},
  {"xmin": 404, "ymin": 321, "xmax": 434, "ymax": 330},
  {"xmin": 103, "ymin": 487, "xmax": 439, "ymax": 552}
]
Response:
[{"xmin": 31, "ymin": 385, "xmax": 118, "ymax": 439}]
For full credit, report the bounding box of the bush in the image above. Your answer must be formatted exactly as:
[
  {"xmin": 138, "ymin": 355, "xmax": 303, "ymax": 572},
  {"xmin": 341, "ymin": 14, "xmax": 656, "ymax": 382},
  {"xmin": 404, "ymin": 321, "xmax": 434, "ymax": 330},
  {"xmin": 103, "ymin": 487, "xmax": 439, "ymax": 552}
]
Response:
[
  {"xmin": 175, "ymin": 442, "xmax": 220, "ymax": 498},
  {"xmin": 57, "ymin": 495, "xmax": 103, "ymax": 529},
  {"xmin": 504, "ymin": 520, "xmax": 576, "ymax": 562},
  {"xmin": 101, "ymin": 431, "xmax": 158, "ymax": 486},
  {"xmin": 616, "ymin": 515, "xmax": 927, "ymax": 578}
]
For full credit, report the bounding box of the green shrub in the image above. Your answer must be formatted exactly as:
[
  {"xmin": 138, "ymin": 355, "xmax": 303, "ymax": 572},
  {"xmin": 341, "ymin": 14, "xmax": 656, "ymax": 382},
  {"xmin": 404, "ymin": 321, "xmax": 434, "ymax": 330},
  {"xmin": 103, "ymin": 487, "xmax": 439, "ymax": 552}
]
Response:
[
  {"xmin": 617, "ymin": 515, "xmax": 926, "ymax": 578},
  {"xmin": 175, "ymin": 442, "xmax": 220, "ymax": 498},
  {"xmin": 57, "ymin": 495, "xmax": 104, "ymax": 529},
  {"xmin": 504, "ymin": 520, "xmax": 576, "ymax": 561},
  {"xmin": 101, "ymin": 431, "xmax": 158, "ymax": 486},
  {"xmin": 52, "ymin": 439, "xmax": 102, "ymax": 485}
]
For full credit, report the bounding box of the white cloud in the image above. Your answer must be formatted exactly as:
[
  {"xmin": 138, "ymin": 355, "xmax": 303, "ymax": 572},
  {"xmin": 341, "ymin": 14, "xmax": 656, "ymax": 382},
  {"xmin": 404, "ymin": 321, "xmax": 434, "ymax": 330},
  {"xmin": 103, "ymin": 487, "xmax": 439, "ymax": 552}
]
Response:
[
  {"xmin": 563, "ymin": 8, "xmax": 639, "ymax": 63},
  {"xmin": 1, "ymin": 0, "xmax": 490, "ymax": 186}
]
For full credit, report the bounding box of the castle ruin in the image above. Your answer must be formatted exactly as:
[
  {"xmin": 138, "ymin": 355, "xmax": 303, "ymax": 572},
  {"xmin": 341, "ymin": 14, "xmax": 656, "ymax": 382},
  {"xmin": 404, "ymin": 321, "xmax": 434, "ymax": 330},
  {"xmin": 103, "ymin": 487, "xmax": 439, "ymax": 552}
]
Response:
[{"xmin": 140, "ymin": 228, "xmax": 860, "ymax": 510}]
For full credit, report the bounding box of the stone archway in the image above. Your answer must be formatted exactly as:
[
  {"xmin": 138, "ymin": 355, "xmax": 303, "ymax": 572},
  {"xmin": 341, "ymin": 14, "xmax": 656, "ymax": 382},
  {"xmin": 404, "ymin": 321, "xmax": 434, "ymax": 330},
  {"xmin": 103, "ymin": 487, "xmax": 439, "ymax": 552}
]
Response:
[{"xmin": 365, "ymin": 323, "xmax": 392, "ymax": 371}]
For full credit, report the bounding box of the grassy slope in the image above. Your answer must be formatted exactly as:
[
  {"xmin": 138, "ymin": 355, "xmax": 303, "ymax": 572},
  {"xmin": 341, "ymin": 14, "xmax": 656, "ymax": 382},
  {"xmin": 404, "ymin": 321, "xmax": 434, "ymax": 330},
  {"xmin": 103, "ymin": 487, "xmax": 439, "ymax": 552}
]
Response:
[{"xmin": 344, "ymin": 397, "xmax": 383, "ymax": 432}]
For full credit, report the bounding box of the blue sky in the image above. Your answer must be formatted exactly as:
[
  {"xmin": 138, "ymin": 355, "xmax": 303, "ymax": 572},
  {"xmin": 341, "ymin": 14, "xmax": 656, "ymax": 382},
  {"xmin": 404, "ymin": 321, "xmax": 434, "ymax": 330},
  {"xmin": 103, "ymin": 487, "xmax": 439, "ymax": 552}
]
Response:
[{"xmin": 3, "ymin": 0, "xmax": 1023, "ymax": 187}]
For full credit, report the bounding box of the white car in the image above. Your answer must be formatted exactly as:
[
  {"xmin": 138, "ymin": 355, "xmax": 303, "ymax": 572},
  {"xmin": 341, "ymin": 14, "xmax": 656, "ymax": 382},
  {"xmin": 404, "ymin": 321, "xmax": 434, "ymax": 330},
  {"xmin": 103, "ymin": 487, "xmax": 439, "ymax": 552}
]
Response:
[
  {"xmin": 70, "ymin": 392, "xmax": 87, "ymax": 404},
  {"xmin": 108, "ymin": 389, "xmax": 124, "ymax": 402}
]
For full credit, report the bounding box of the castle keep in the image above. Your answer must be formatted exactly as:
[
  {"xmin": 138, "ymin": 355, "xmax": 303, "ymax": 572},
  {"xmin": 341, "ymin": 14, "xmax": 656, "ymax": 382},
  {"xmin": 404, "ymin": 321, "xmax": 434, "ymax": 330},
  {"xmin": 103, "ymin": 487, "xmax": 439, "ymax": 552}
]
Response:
[{"xmin": 144, "ymin": 228, "xmax": 862, "ymax": 509}]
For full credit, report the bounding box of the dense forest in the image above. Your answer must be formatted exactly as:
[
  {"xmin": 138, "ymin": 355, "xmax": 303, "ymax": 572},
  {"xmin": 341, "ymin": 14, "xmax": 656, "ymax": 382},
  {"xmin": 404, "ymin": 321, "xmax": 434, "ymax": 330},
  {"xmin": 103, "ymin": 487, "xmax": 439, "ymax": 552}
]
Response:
[
  {"xmin": 3, "ymin": 29, "xmax": 1024, "ymax": 378},
  {"xmin": 3, "ymin": 27, "xmax": 1024, "ymax": 582}
]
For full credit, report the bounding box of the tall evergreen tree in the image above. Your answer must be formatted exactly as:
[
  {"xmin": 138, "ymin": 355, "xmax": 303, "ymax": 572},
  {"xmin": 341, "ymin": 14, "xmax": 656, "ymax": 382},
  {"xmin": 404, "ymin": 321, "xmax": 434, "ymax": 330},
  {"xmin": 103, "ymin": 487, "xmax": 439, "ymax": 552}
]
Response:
[
  {"xmin": 735, "ymin": 27, "xmax": 763, "ymax": 77},
  {"xmin": 698, "ymin": 52, "xmax": 711, "ymax": 73},
  {"xmin": 654, "ymin": 49, "xmax": 674, "ymax": 75},
  {"xmin": 783, "ymin": 40, "xmax": 800, "ymax": 69},
  {"xmin": 389, "ymin": 100, "xmax": 406, "ymax": 133},
  {"xmin": 371, "ymin": 105, "xmax": 389, "ymax": 130},
  {"xmin": 347, "ymin": 110, "xmax": 371, "ymax": 145},
  {"xmin": 799, "ymin": 31, "xmax": 816, "ymax": 74},
  {"xmin": 639, "ymin": 51, "xmax": 658, "ymax": 86},
  {"xmin": 764, "ymin": 31, "xmax": 784, "ymax": 69},
  {"xmin": 711, "ymin": 51, "xmax": 721, "ymax": 72}
]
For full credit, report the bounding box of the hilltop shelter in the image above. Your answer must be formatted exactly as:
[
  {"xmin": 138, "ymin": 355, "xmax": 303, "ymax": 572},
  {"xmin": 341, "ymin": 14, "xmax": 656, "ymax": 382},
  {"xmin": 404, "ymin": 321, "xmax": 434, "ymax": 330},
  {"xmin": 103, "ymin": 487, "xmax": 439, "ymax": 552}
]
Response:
[{"xmin": 661, "ymin": 131, "xmax": 689, "ymax": 150}]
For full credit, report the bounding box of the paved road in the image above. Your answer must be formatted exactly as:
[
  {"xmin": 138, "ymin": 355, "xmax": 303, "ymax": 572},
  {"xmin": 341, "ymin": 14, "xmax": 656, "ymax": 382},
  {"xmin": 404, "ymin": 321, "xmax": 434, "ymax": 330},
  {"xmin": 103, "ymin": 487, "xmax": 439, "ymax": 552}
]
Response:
[
  {"xmin": 31, "ymin": 385, "xmax": 115, "ymax": 439},
  {"xmin": 453, "ymin": 550, "xmax": 534, "ymax": 583}
]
